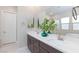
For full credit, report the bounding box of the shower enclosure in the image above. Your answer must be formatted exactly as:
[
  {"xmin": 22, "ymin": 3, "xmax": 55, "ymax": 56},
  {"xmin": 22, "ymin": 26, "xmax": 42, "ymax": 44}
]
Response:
[{"xmin": 0, "ymin": 9, "xmax": 17, "ymax": 51}]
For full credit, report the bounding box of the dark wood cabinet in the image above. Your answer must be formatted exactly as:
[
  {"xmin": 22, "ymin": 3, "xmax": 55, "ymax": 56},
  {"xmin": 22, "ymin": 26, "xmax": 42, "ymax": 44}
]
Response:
[
  {"xmin": 39, "ymin": 41, "xmax": 62, "ymax": 53},
  {"xmin": 39, "ymin": 47, "xmax": 48, "ymax": 53},
  {"xmin": 27, "ymin": 34, "xmax": 62, "ymax": 53},
  {"xmin": 27, "ymin": 35, "xmax": 34, "ymax": 52},
  {"xmin": 27, "ymin": 35, "xmax": 39, "ymax": 53}
]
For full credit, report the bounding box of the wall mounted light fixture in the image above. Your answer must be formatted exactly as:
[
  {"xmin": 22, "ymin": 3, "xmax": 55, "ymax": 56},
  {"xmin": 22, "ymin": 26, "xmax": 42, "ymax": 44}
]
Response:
[{"xmin": 72, "ymin": 6, "xmax": 79, "ymax": 20}]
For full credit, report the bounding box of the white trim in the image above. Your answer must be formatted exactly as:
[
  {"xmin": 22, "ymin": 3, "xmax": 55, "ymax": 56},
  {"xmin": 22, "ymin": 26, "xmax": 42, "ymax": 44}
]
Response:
[
  {"xmin": 0, "ymin": 42, "xmax": 16, "ymax": 46},
  {"xmin": 0, "ymin": 10, "xmax": 16, "ymax": 14}
]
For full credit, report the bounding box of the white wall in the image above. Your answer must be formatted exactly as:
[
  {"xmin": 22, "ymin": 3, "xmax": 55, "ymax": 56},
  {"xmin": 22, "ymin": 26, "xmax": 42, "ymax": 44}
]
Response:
[
  {"xmin": 17, "ymin": 7, "xmax": 37, "ymax": 48},
  {"xmin": 17, "ymin": 7, "xmax": 27, "ymax": 48}
]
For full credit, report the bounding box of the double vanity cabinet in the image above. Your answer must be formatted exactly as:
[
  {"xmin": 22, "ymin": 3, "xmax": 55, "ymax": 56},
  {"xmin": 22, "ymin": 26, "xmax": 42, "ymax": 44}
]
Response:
[
  {"xmin": 27, "ymin": 31, "xmax": 79, "ymax": 53},
  {"xmin": 27, "ymin": 34, "xmax": 62, "ymax": 53}
]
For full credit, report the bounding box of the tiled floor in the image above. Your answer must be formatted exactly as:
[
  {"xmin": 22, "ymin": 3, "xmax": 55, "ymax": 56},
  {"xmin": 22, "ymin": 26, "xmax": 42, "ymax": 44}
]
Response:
[
  {"xmin": 0, "ymin": 43, "xmax": 31, "ymax": 53},
  {"xmin": 17, "ymin": 47, "xmax": 31, "ymax": 53},
  {"xmin": 0, "ymin": 43, "xmax": 17, "ymax": 53}
]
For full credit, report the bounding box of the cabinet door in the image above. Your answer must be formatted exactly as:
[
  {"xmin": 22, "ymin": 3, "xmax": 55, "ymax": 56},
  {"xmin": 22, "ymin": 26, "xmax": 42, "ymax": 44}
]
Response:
[
  {"xmin": 27, "ymin": 35, "xmax": 39, "ymax": 53},
  {"xmin": 27, "ymin": 35, "xmax": 31, "ymax": 49},
  {"xmin": 33, "ymin": 46, "xmax": 39, "ymax": 53},
  {"xmin": 33, "ymin": 39, "xmax": 39, "ymax": 53},
  {"xmin": 27, "ymin": 35, "xmax": 34, "ymax": 52}
]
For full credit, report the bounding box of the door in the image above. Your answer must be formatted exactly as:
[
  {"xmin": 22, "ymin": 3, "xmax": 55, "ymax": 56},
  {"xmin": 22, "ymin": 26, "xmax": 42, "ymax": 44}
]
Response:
[{"xmin": 0, "ymin": 11, "xmax": 16, "ymax": 45}]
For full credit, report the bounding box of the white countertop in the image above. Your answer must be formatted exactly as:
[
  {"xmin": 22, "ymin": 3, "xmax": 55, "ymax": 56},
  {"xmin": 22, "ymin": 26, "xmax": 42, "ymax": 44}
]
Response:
[{"xmin": 27, "ymin": 31, "xmax": 79, "ymax": 53}]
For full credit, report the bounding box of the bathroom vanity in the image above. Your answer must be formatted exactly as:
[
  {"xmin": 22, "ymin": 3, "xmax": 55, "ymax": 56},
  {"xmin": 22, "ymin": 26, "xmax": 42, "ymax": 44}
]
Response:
[
  {"xmin": 27, "ymin": 34, "xmax": 62, "ymax": 53},
  {"xmin": 27, "ymin": 31, "xmax": 79, "ymax": 53}
]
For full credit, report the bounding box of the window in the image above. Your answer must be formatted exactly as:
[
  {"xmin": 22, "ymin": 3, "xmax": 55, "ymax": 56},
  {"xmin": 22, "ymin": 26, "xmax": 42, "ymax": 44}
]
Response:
[
  {"xmin": 55, "ymin": 20, "xmax": 60, "ymax": 30},
  {"xmin": 61, "ymin": 17, "xmax": 69, "ymax": 30},
  {"xmin": 72, "ymin": 15, "xmax": 79, "ymax": 30}
]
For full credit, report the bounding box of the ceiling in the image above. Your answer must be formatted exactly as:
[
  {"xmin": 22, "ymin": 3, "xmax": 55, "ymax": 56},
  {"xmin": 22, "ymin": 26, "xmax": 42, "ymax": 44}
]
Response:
[
  {"xmin": 41, "ymin": 6, "xmax": 73, "ymax": 15},
  {"xmin": 0, "ymin": 6, "xmax": 73, "ymax": 15}
]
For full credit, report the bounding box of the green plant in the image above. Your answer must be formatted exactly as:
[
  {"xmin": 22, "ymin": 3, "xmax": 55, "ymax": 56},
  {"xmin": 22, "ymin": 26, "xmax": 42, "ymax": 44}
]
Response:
[
  {"xmin": 40, "ymin": 18, "xmax": 49, "ymax": 32},
  {"xmin": 47, "ymin": 19, "xmax": 57, "ymax": 33},
  {"xmin": 40, "ymin": 18, "xmax": 57, "ymax": 33}
]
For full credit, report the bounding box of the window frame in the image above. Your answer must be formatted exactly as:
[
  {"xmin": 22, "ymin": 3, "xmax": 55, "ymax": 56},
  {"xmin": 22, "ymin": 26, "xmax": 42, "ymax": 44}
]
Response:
[{"xmin": 60, "ymin": 17, "xmax": 70, "ymax": 30}]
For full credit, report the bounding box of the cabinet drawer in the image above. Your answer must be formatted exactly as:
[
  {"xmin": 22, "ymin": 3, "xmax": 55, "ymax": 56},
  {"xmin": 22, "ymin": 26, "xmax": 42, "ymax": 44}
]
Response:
[
  {"xmin": 39, "ymin": 47, "xmax": 48, "ymax": 53},
  {"xmin": 40, "ymin": 41, "xmax": 62, "ymax": 53}
]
